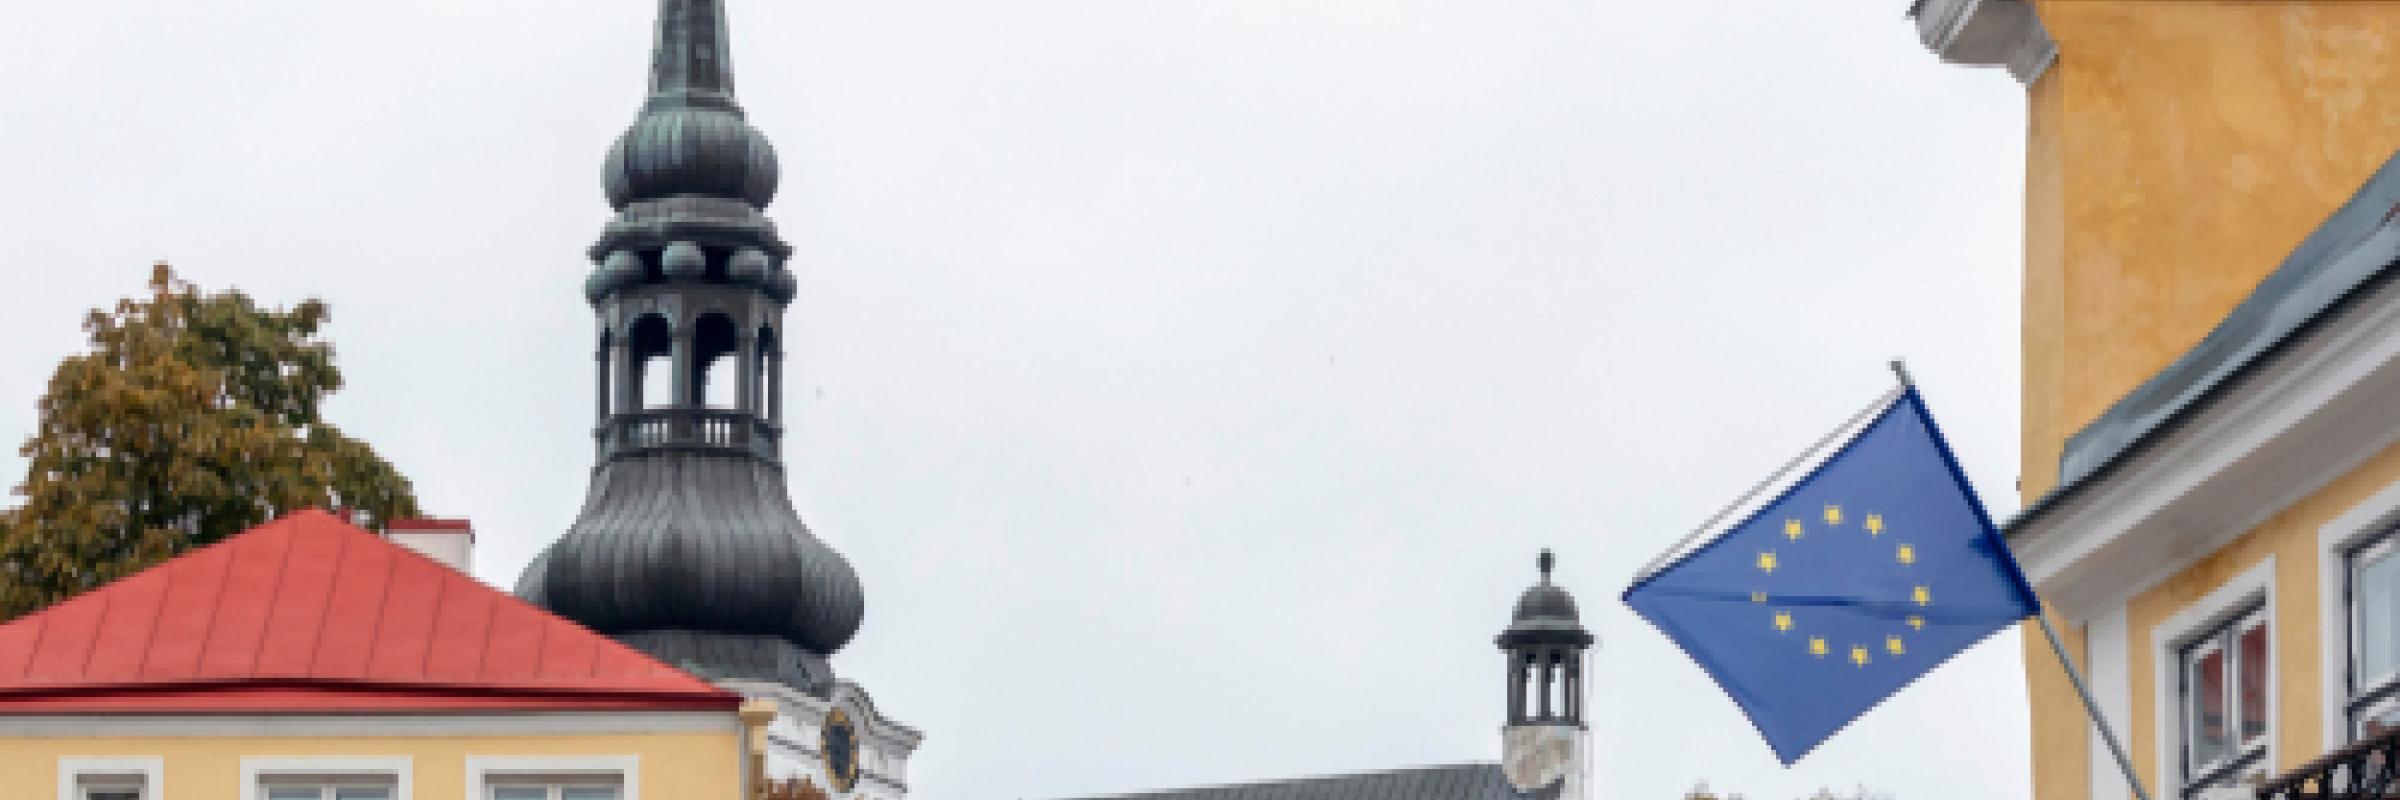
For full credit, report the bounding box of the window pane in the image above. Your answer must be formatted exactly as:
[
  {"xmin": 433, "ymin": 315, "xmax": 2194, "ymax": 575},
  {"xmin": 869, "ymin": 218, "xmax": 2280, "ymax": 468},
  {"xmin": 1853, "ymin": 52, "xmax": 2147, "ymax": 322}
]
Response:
[
  {"xmin": 2189, "ymin": 643, "xmax": 2229, "ymax": 769},
  {"xmin": 86, "ymin": 792, "xmax": 141, "ymax": 800},
  {"xmin": 336, "ymin": 789, "xmax": 392, "ymax": 800},
  {"xmin": 561, "ymin": 789, "xmax": 620, "ymax": 800},
  {"xmin": 2238, "ymin": 620, "xmax": 2270, "ymax": 745},
  {"xmin": 492, "ymin": 788, "xmax": 548, "ymax": 800},
  {"xmin": 266, "ymin": 789, "xmax": 320, "ymax": 800},
  {"xmin": 2359, "ymin": 546, "xmax": 2400, "ymax": 687}
]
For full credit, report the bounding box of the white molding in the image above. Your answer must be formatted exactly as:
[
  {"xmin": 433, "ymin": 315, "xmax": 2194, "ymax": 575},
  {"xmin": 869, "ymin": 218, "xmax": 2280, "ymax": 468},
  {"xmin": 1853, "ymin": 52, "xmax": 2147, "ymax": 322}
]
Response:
[
  {"xmin": 240, "ymin": 757, "xmax": 412, "ymax": 800},
  {"xmin": 2150, "ymin": 557, "xmax": 2277, "ymax": 794},
  {"xmin": 0, "ymin": 713, "xmax": 736, "ymax": 739},
  {"xmin": 2089, "ymin": 606, "xmax": 2132, "ymax": 800},
  {"xmin": 465, "ymin": 755, "xmax": 639, "ymax": 800},
  {"xmin": 2011, "ymin": 262, "xmax": 2400, "ymax": 622},
  {"xmin": 2316, "ymin": 478, "xmax": 2400, "ymax": 751},
  {"xmin": 721, "ymin": 678, "xmax": 919, "ymax": 794},
  {"xmin": 57, "ymin": 757, "xmax": 164, "ymax": 800}
]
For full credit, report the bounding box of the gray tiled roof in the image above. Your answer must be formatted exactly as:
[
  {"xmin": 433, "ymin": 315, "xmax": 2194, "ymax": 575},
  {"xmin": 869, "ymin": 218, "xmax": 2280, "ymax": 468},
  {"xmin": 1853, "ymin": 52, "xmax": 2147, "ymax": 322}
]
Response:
[
  {"xmin": 1054, "ymin": 763, "xmax": 1552, "ymax": 800},
  {"xmin": 2012, "ymin": 149, "xmax": 2400, "ymax": 533}
]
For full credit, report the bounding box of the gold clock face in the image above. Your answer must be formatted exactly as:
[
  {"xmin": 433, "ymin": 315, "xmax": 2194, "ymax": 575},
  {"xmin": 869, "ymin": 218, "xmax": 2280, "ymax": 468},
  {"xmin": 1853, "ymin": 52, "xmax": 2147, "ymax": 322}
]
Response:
[{"xmin": 822, "ymin": 707, "xmax": 860, "ymax": 793}]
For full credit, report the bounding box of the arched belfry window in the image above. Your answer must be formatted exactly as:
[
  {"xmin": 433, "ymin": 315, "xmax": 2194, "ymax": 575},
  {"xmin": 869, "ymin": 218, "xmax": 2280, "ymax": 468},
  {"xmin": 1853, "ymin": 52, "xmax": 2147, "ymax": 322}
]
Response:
[
  {"xmin": 628, "ymin": 314, "xmax": 675, "ymax": 411},
  {"xmin": 693, "ymin": 313, "xmax": 741, "ymax": 409},
  {"xmin": 757, "ymin": 325, "xmax": 782, "ymax": 422}
]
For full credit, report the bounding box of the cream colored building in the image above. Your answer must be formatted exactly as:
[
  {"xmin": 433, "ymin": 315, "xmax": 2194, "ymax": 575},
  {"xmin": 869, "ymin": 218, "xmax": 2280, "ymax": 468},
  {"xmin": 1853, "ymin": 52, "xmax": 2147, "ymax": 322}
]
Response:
[{"xmin": 1912, "ymin": 1, "xmax": 2400, "ymax": 797}]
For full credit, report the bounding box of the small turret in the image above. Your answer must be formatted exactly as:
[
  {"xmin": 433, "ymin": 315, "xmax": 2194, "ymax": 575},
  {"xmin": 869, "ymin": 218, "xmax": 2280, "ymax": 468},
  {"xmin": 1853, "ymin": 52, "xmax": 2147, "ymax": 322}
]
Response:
[{"xmin": 1498, "ymin": 550, "xmax": 1594, "ymax": 799}]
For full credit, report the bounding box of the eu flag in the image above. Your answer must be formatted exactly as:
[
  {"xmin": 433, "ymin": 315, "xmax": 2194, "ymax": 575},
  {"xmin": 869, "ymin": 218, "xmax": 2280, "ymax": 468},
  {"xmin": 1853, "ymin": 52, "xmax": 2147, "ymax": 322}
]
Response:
[{"xmin": 1621, "ymin": 382, "xmax": 2039, "ymax": 764}]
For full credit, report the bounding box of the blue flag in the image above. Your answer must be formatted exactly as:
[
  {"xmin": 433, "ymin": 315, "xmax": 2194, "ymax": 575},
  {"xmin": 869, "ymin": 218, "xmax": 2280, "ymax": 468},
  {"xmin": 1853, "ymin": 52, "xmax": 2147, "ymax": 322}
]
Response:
[{"xmin": 1621, "ymin": 382, "xmax": 2039, "ymax": 764}]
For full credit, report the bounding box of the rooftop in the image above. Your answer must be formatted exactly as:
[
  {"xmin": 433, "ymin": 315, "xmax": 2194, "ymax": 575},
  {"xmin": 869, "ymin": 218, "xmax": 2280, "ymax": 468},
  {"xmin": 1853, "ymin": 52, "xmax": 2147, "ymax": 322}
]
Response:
[{"xmin": 0, "ymin": 509, "xmax": 736, "ymax": 713}]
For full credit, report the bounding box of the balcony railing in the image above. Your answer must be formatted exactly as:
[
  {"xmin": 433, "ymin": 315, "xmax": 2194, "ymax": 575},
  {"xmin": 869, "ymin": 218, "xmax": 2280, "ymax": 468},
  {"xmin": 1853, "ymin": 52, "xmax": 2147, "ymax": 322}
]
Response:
[
  {"xmin": 598, "ymin": 409, "xmax": 781, "ymax": 461},
  {"xmin": 2259, "ymin": 727, "xmax": 2400, "ymax": 799}
]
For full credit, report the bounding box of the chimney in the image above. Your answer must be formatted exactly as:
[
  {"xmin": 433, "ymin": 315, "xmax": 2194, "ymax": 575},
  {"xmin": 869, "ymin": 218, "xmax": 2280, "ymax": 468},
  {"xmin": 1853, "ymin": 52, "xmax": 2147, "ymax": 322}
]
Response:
[{"xmin": 385, "ymin": 518, "xmax": 475, "ymax": 574}]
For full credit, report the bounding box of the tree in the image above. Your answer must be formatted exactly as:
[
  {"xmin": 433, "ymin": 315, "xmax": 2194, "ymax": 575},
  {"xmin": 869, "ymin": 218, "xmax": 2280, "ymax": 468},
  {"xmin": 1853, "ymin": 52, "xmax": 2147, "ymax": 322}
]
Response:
[{"xmin": 0, "ymin": 264, "xmax": 419, "ymax": 619}]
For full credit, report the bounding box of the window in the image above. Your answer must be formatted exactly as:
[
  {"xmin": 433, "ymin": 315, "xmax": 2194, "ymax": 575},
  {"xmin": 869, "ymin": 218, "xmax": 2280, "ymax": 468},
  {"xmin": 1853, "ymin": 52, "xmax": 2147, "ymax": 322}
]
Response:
[
  {"xmin": 261, "ymin": 780, "xmax": 395, "ymax": 800},
  {"xmin": 77, "ymin": 777, "xmax": 143, "ymax": 800},
  {"xmin": 2179, "ymin": 602, "xmax": 2269, "ymax": 794},
  {"xmin": 2348, "ymin": 531, "xmax": 2400, "ymax": 739},
  {"xmin": 467, "ymin": 755, "xmax": 633, "ymax": 800},
  {"xmin": 60, "ymin": 758, "xmax": 162, "ymax": 800},
  {"xmin": 489, "ymin": 782, "xmax": 621, "ymax": 800},
  {"xmin": 241, "ymin": 757, "xmax": 409, "ymax": 800}
]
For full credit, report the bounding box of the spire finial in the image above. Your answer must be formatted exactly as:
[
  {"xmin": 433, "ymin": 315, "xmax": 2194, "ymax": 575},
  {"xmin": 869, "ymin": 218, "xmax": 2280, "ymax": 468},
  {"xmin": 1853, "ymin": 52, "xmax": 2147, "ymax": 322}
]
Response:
[
  {"xmin": 648, "ymin": 0, "xmax": 738, "ymax": 110},
  {"xmin": 1537, "ymin": 549, "xmax": 1555, "ymax": 583}
]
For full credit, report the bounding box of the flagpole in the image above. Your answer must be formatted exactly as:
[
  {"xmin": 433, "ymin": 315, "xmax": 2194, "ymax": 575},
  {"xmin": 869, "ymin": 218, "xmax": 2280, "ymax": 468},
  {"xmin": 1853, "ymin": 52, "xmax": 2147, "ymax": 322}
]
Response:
[{"xmin": 1888, "ymin": 360, "xmax": 2155, "ymax": 800}]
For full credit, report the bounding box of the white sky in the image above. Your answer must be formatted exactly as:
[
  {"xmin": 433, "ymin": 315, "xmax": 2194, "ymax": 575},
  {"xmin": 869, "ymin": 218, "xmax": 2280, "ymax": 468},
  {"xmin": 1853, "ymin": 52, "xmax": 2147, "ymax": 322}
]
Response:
[{"xmin": 0, "ymin": 2, "xmax": 2035, "ymax": 798}]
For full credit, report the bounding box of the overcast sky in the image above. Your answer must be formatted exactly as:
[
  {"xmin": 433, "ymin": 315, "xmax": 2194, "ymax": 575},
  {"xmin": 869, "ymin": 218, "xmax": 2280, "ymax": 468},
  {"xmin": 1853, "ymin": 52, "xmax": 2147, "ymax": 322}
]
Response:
[{"xmin": 0, "ymin": 2, "xmax": 2032, "ymax": 798}]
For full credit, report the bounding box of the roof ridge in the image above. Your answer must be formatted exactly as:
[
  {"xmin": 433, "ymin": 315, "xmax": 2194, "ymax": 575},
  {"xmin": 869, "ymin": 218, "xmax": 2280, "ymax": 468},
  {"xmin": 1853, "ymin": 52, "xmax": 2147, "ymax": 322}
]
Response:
[{"xmin": 242, "ymin": 519, "xmax": 304, "ymax": 679}]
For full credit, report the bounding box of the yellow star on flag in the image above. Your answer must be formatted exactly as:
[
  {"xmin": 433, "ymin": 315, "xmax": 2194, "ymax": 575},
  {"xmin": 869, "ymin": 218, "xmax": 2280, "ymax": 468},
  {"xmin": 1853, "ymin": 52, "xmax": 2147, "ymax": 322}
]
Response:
[
  {"xmin": 1751, "ymin": 591, "xmax": 1768, "ymax": 604},
  {"xmin": 1784, "ymin": 519, "xmax": 1803, "ymax": 540},
  {"xmin": 1850, "ymin": 645, "xmax": 1871, "ymax": 667},
  {"xmin": 1809, "ymin": 637, "xmax": 1828, "ymax": 657},
  {"xmin": 1897, "ymin": 544, "xmax": 1916, "ymax": 565},
  {"xmin": 1823, "ymin": 505, "xmax": 1843, "ymax": 526},
  {"xmin": 1886, "ymin": 636, "xmax": 1905, "ymax": 656},
  {"xmin": 1912, "ymin": 585, "xmax": 1931, "ymax": 606},
  {"xmin": 1757, "ymin": 551, "xmax": 1778, "ymax": 573},
  {"xmin": 1865, "ymin": 514, "xmax": 1884, "ymax": 536},
  {"xmin": 1773, "ymin": 611, "xmax": 1793, "ymax": 633},
  {"xmin": 1907, "ymin": 615, "xmax": 1925, "ymax": 631}
]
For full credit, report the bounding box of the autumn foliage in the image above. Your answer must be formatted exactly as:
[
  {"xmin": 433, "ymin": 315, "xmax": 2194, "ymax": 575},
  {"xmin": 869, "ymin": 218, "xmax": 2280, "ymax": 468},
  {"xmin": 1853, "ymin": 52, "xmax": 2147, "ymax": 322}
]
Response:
[{"xmin": 0, "ymin": 264, "xmax": 419, "ymax": 619}]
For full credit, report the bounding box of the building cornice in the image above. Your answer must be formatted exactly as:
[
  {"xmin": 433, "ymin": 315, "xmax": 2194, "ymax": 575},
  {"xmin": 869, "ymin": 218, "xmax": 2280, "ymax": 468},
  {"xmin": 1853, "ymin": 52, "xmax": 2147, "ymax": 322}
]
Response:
[
  {"xmin": 2008, "ymin": 240, "xmax": 2400, "ymax": 621},
  {"xmin": 1909, "ymin": 0, "xmax": 2057, "ymax": 85}
]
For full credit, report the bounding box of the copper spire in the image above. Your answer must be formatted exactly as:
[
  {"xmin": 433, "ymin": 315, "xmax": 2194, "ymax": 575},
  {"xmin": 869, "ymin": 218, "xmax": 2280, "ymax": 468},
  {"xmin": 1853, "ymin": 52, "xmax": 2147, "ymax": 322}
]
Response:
[{"xmin": 646, "ymin": 0, "xmax": 739, "ymax": 111}]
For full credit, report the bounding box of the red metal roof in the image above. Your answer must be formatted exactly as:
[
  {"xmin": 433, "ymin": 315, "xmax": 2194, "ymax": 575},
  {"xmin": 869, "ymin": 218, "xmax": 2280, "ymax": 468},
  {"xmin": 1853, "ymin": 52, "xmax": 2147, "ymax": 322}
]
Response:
[{"xmin": 0, "ymin": 509, "xmax": 735, "ymax": 713}]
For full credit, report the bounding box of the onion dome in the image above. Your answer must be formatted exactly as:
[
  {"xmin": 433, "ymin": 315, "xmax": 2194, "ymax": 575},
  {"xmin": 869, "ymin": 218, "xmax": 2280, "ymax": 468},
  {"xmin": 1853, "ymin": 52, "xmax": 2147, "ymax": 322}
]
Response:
[
  {"xmin": 602, "ymin": 111, "xmax": 779, "ymax": 210},
  {"xmin": 520, "ymin": 456, "xmax": 865, "ymax": 661},
  {"xmin": 600, "ymin": 0, "xmax": 779, "ymax": 210},
  {"xmin": 1499, "ymin": 550, "xmax": 1594, "ymax": 648}
]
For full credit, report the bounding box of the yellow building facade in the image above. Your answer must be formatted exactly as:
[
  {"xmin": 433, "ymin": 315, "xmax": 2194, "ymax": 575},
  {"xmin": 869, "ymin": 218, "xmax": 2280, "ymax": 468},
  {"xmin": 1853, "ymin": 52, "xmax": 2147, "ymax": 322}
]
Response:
[
  {"xmin": 1915, "ymin": 1, "xmax": 2400, "ymax": 798},
  {"xmin": 5, "ymin": 720, "xmax": 748, "ymax": 800}
]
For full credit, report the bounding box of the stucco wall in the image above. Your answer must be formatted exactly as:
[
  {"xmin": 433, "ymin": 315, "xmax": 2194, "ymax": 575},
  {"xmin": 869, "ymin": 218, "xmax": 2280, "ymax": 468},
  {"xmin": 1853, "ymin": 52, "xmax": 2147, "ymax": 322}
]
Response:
[
  {"xmin": 2023, "ymin": 2, "xmax": 2400, "ymax": 480},
  {"xmin": 2015, "ymin": 3, "xmax": 2400, "ymax": 799},
  {"xmin": 5, "ymin": 729, "xmax": 741, "ymax": 800}
]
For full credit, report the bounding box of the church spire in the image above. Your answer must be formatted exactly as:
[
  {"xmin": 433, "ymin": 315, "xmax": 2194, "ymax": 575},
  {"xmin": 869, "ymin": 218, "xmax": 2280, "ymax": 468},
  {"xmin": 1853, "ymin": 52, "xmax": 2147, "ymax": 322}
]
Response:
[
  {"xmin": 522, "ymin": 0, "xmax": 856, "ymax": 695},
  {"xmin": 647, "ymin": 0, "xmax": 739, "ymax": 111}
]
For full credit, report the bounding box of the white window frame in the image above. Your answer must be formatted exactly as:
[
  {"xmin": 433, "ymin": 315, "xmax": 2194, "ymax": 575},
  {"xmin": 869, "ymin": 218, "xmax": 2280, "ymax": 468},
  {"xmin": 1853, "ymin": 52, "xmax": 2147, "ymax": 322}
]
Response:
[
  {"xmin": 465, "ymin": 756, "xmax": 637, "ymax": 800},
  {"xmin": 239, "ymin": 757, "xmax": 411, "ymax": 800},
  {"xmin": 2152, "ymin": 556, "xmax": 2276, "ymax": 799},
  {"xmin": 2319, "ymin": 477, "xmax": 2400, "ymax": 750},
  {"xmin": 57, "ymin": 757, "xmax": 164, "ymax": 800},
  {"xmin": 2343, "ymin": 529, "xmax": 2400, "ymax": 740}
]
